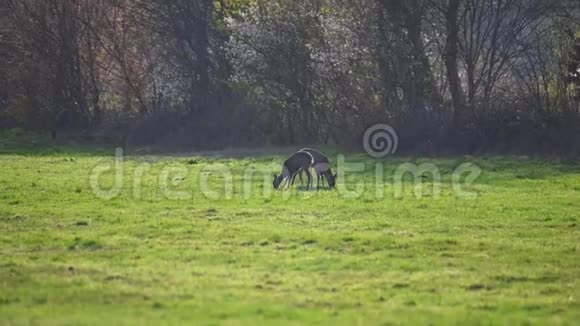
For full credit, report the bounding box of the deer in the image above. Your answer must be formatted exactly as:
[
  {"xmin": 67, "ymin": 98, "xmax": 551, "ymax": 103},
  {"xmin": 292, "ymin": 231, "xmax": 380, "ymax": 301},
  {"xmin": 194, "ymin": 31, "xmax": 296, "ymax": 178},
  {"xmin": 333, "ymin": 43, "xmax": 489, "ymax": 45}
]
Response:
[
  {"xmin": 273, "ymin": 151, "xmax": 314, "ymax": 190},
  {"xmin": 297, "ymin": 148, "xmax": 337, "ymax": 189}
]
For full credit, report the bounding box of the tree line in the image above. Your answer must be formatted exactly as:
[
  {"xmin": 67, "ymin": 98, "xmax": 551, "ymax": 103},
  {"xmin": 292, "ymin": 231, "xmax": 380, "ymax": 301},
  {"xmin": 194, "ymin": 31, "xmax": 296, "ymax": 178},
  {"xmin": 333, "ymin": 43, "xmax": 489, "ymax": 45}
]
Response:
[{"xmin": 1, "ymin": 0, "xmax": 579, "ymax": 154}]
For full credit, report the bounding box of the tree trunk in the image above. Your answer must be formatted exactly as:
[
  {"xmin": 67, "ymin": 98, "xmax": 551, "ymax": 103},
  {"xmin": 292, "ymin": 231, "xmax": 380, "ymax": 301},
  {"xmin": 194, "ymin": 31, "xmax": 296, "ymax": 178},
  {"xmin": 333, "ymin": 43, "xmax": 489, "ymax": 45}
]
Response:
[
  {"xmin": 195, "ymin": 0, "xmax": 212, "ymax": 102},
  {"xmin": 444, "ymin": 0, "xmax": 464, "ymax": 123},
  {"xmin": 374, "ymin": 0, "xmax": 403, "ymax": 112}
]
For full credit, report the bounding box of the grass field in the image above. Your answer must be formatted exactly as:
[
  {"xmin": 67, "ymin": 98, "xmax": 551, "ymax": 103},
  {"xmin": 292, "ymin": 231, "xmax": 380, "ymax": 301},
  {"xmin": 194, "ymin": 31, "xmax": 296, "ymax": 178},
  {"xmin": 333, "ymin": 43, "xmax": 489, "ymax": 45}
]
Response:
[{"xmin": 0, "ymin": 131, "xmax": 579, "ymax": 325}]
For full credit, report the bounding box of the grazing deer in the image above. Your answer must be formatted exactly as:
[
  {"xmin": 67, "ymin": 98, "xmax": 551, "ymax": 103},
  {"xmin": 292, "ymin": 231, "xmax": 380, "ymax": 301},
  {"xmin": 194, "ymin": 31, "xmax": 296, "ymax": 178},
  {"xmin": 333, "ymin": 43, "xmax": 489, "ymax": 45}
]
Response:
[
  {"xmin": 273, "ymin": 151, "xmax": 314, "ymax": 190},
  {"xmin": 298, "ymin": 148, "xmax": 337, "ymax": 189}
]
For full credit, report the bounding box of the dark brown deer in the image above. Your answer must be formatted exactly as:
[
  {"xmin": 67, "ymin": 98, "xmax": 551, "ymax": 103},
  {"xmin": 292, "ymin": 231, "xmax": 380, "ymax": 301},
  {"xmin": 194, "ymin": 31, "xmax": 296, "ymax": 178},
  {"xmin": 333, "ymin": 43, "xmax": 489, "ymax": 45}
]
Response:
[
  {"xmin": 273, "ymin": 151, "xmax": 314, "ymax": 190},
  {"xmin": 298, "ymin": 148, "xmax": 337, "ymax": 189}
]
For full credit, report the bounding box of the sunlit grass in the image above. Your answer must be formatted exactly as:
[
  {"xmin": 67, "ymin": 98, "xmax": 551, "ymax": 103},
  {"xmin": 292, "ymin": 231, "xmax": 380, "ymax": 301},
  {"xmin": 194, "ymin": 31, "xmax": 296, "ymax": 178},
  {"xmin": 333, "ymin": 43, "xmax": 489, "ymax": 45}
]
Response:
[{"xmin": 0, "ymin": 132, "xmax": 579, "ymax": 325}]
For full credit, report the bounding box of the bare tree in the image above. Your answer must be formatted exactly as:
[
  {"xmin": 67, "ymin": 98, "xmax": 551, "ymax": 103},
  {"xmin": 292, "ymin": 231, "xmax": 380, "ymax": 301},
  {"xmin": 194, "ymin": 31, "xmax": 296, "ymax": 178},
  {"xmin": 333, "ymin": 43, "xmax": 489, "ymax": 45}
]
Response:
[{"xmin": 444, "ymin": 0, "xmax": 465, "ymax": 120}]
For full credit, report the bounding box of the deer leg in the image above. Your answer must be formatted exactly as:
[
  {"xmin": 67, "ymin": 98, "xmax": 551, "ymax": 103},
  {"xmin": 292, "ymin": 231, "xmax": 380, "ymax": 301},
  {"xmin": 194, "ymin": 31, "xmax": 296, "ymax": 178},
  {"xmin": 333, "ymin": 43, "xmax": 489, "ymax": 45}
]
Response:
[
  {"xmin": 298, "ymin": 171, "xmax": 304, "ymax": 185},
  {"xmin": 291, "ymin": 171, "xmax": 299, "ymax": 187},
  {"xmin": 305, "ymin": 169, "xmax": 313, "ymax": 190}
]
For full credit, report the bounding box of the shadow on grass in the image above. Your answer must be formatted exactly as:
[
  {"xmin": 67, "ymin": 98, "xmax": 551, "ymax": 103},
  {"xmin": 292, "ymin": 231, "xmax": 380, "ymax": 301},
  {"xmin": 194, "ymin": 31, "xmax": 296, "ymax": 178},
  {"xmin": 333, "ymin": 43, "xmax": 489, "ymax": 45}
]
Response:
[{"xmin": 0, "ymin": 129, "xmax": 111, "ymax": 157}]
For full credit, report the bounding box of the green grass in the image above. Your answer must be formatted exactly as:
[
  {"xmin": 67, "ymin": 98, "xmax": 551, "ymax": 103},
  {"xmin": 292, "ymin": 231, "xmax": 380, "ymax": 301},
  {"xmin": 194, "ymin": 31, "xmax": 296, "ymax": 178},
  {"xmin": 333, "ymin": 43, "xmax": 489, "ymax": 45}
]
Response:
[{"xmin": 0, "ymin": 131, "xmax": 579, "ymax": 325}]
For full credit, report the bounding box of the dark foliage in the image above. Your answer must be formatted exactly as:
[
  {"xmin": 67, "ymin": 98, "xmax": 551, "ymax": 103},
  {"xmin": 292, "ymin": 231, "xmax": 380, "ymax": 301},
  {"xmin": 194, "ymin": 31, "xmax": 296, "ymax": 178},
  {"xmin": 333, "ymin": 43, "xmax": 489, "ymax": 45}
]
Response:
[{"xmin": 0, "ymin": 0, "xmax": 579, "ymax": 155}]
